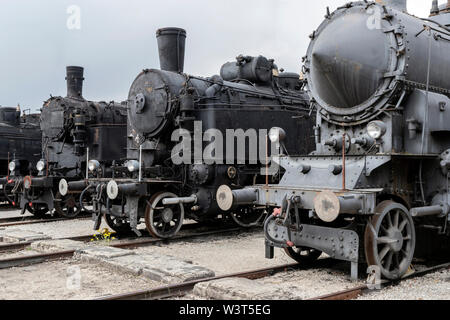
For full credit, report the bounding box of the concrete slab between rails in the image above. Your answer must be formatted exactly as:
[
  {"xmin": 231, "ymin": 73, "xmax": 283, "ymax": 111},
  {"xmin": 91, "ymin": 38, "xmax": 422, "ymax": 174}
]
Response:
[
  {"xmin": 31, "ymin": 239, "xmax": 90, "ymax": 253},
  {"xmin": 75, "ymin": 246, "xmax": 135, "ymax": 259},
  {"xmin": 0, "ymin": 229, "xmax": 51, "ymax": 243},
  {"xmin": 193, "ymin": 277, "xmax": 304, "ymax": 300},
  {"xmin": 77, "ymin": 247, "xmax": 215, "ymax": 283}
]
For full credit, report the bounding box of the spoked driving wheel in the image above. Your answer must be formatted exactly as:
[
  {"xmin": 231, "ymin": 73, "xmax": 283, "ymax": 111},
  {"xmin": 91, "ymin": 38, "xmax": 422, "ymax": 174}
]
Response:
[
  {"xmin": 230, "ymin": 206, "xmax": 267, "ymax": 228},
  {"xmin": 54, "ymin": 192, "xmax": 82, "ymax": 218},
  {"xmin": 103, "ymin": 213, "xmax": 132, "ymax": 234},
  {"xmin": 365, "ymin": 200, "xmax": 416, "ymax": 280},
  {"xmin": 26, "ymin": 203, "xmax": 49, "ymax": 218},
  {"xmin": 145, "ymin": 192, "xmax": 184, "ymax": 239},
  {"xmin": 284, "ymin": 247, "xmax": 323, "ymax": 264}
]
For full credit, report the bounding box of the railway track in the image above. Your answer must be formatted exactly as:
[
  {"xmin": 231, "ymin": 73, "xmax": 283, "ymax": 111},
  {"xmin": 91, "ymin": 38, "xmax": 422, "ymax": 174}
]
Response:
[
  {"xmin": 0, "ymin": 225, "xmax": 257, "ymax": 269},
  {"xmin": 0, "ymin": 234, "xmax": 94, "ymax": 253},
  {"xmin": 311, "ymin": 262, "xmax": 450, "ymax": 300},
  {"xmin": 0, "ymin": 214, "xmax": 91, "ymax": 228},
  {"xmin": 94, "ymin": 260, "xmax": 450, "ymax": 301},
  {"xmin": 95, "ymin": 263, "xmax": 302, "ymax": 300}
]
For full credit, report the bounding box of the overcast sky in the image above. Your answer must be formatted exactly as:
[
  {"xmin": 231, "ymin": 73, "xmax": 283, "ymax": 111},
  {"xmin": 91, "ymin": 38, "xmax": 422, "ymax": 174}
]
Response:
[{"xmin": 0, "ymin": 0, "xmax": 441, "ymax": 112}]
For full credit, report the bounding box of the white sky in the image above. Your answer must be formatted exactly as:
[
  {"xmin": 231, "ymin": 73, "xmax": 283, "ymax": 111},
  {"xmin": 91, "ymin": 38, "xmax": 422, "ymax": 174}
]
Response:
[{"xmin": 0, "ymin": 0, "xmax": 443, "ymax": 112}]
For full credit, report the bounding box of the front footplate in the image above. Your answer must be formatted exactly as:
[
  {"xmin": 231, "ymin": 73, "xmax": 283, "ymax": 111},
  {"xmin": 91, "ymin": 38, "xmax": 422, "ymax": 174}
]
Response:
[{"xmin": 265, "ymin": 220, "xmax": 360, "ymax": 280}]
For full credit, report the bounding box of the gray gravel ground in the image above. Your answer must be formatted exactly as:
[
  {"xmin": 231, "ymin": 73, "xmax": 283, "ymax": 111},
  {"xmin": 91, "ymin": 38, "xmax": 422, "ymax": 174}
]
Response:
[
  {"xmin": 359, "ymin": 268, "xmax": 450, "ymax": 300},
  {"xmin": 0, "ymin": 209, "xmax": 33, "ymax": 219},
  {"xmin": 0, "ymin": 217, "xmax": 109, "ymax": 239},
  {"xmin": 135, "ymin": 230, "xmax": 295, "ymax": 275},
  {"xmin": 0, "ymin": 258, "xmax": 160, "ymax": 300}
]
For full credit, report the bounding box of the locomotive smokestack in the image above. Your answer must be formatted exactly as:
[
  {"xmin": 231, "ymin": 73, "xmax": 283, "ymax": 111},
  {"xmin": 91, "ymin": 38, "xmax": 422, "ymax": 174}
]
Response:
[
  {"xmin": 431, "ymin": 0, "xmax": 439, "ymax": 15},
  {"xmin": 156, "ymin": 27, "xmax": 186, "ymax": 73},
  {"xmin": 66, "ymin": 66, "xmax": 84, "ymax": 99},
  {"xmin": 375, "ymin": 0, "xmax": 407, "ymax": 11}
]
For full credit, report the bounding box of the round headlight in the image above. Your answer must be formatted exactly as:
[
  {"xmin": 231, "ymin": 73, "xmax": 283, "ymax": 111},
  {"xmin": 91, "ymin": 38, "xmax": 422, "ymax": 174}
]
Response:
[
  {"xmin": 127, "ymin": 160, "xmax": 140, "ymax": 173},
  {"xmin": 8, "ymin": 161, "xmax": 16, "ymax": 172},
  {"xmin": 36, "ymin": 160, "xmax": 45, "ymax": 172},
  {"xmin": 268, "ymin": 127, "xmax": 286, "ymax": 143},
  {"xmin": 367, "ymin": 121, "xmax": 387, "ymax": 139},
  {"xmin": 88, "ymin": 160, "xmax": 100, "ymax": 172}
]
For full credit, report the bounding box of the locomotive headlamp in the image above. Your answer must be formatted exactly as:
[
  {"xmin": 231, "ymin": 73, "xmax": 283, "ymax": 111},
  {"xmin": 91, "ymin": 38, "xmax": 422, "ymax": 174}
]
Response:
[
  {"xmin": 88, "ymin": 160, "xmax": 100, "ymax": 172},
  {"xmin": 127, "ymin": 160, "xmax": 140, "ymax": 173},
  {"xmin": 268, "ymin": 127, "xmax": 286, "ymax": 143},
  {"xmin": 8, "ymin": 161, "xmax": 17, "ymax": 172},
  {"xmin": 367, "ymin": 121, "xmax": 387, "ymax": 140},
  {"xmin": 36, "ymin": 160, "xmax": 45, "ymax": 172}
]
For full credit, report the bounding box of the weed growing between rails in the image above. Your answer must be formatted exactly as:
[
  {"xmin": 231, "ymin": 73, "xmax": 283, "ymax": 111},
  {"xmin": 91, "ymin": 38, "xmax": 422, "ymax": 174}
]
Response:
[{"xmin": 91, "ymin": 228, "xmax": 116, "ymax": 243}]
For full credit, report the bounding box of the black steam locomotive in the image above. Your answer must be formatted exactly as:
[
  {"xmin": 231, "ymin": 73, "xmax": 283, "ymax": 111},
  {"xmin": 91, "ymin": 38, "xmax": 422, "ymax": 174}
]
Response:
[
  {"xmin": 17, "ymin": 67, "xmax": 128, "ymax": 217},
  {"xmin": 219, "ymin": 0, "xmax": 450, "ymax": 280},
  {"xmin": 62, "ymin": 28, "xmax": 315, "ymax": 238},
  {"xmin": 0, "ymin": 107, "xmax": 41, "ymax": 206}
]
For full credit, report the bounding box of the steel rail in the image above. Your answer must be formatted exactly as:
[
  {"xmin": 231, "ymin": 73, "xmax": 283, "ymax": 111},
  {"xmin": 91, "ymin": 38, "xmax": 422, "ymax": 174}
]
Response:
[
  {"xmin": 0, "ymin": 226, "xmax": 255, "ymax": 269},
  {"xmin": 0, "ymin": 234, "xmax": 95, "ymax": 253},
  {"xmin": 0, "ymin": 214, "xmax": 91, "ymax": 228},
  {"xmin": 0, "ymin": 221, "xmax": 243, "ymax": 253},
  {"xmin": 95, "ymin": 259, "xmax": 338, "ymax": 300},
  {"xmin": 311, "ymin": 262, "xmax": 450, "ymax": 300},
  {"xmin": 95, "ymin": 263, "xmax": 301, "ymax": 300}
]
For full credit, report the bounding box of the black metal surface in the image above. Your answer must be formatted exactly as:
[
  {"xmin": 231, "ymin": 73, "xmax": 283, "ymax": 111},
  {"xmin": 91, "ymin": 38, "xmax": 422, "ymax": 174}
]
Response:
[
  {"xmin": 156, "ymin": 27, "xmax": 186, "ymax": 73},
  {"xmin": 94, "ymin": 27, "xmax": 316, "ymax": 238}
]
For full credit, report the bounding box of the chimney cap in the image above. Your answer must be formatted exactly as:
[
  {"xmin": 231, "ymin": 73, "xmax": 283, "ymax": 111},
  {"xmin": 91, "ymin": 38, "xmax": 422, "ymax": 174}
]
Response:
[{"xmin": 156, "ymin": 27, "xmax": 186, "ymax": 37}]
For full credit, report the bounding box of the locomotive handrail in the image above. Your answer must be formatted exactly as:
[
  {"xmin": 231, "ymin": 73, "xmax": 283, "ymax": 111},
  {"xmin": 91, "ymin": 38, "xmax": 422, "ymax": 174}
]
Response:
[{"xmin": 421, "ymin": 18, "xmax": 450, "ymax": 34}]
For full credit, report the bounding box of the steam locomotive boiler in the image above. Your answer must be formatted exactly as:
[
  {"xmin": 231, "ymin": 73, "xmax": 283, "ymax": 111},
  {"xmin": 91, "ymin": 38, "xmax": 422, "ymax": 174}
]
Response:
[
  {"xmin": 0, "ymin": 107, "xmax": 41, "ymax": 205},
  {"xmin": 19, "ymin": 66, "xmax": 128, "ymax": 217},
  {"xmin": 62, "ymin": 28, "xmax": 315, "ymax": 238},
  {"xmin": 218, "ymin": 0, "xmax": 450, "ymax": 280}
]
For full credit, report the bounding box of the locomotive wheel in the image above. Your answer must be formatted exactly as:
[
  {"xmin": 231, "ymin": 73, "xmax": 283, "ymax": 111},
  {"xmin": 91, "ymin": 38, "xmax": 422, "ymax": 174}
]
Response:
[
  {"xmin": 26, "ymin": 204, "xmax": 49, "ymax": 217},
  {"xmin": 284, "ymin": 247, "xmax": 322, "ymax": 264},
  {"xmin": 364, "ymin": 201, "xmax": 416, "ymax": 280},
  {"xmin": 54, "ymin": 192, "xmax": 82, "ymax": 218},
  {"xmin": 103, "ymin": 214, "xmax": 132, "ymax": 234},
  {"xmin": 145, "ymin": 192, "xmax": 184, "ymax": 239},
  {"xmin": 230, "ymin": 206, "xmax": 266, "ymax": 228}
]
